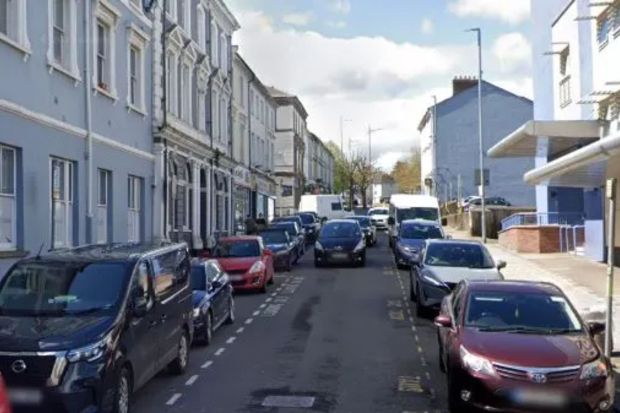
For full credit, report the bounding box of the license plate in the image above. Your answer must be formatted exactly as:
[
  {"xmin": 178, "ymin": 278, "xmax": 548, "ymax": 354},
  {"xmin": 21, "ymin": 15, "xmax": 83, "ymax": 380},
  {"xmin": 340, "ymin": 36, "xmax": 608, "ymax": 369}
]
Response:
[
  {"xmin": 9, "ymin": 388, "xmax": 43, "ymax": 405},
  {"xmin": 331, "ymin": 253, "xmax": 349, "ymax": 260},
  {"xmin": 230, "ymin": 275, "xmax": 244, "ymax": 282},
  {"xmin": 512, "ymin": 389, "xmax": 566, "ymax": 407}
]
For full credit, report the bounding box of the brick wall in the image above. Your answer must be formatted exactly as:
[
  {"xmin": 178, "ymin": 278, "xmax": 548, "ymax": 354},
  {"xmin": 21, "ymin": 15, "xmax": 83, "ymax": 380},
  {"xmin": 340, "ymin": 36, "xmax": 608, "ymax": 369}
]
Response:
[{"xmin": 498, "ymin": 226, "xmax": 562, "ymax": 253}]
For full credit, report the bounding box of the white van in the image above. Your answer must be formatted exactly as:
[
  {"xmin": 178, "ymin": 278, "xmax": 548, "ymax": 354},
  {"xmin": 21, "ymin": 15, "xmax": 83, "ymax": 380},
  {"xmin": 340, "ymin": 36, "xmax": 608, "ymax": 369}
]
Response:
[
  {"xmin": 388, "ymin": 194, "xmax": 441, "ymax": 247},
  {"xmin": 299, "ymin": 195, "xmax": 350, "ymax": 221}
]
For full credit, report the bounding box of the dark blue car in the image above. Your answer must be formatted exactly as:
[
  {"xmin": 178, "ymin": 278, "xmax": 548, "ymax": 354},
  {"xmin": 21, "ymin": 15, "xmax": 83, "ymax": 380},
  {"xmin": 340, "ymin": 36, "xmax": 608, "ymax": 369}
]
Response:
[
  {"xmin": 191, "ymin": 259, "xmax": 234, "ymax": 346},
  {"xmin": 314, "ymin": 219, "xmax": 366, "ymax": 267},
  {"xmin": 394, "ymin": 219, "xmax": 445, "ymax": 269}
]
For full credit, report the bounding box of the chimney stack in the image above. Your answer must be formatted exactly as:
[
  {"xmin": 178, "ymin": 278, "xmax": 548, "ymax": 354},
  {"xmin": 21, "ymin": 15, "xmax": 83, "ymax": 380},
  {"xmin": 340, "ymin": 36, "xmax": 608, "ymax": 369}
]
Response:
[{"xmin": 452, "ymin": 76, "xmax": 478, "ymax": 96}]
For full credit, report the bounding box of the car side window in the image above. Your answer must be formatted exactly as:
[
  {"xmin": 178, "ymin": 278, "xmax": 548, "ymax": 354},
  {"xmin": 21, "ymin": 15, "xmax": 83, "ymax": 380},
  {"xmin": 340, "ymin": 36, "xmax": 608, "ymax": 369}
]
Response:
[
  {"xmin": 205, "ymin": 262, "xmax": 220, "ymax": 284},
  {"xmin": 151, "ymin": 250, "xmax": 187, "ymax": 299},
  {"xmin": 132, "ymin": 261, "xmax": 154, "ymax": 310},
  {"xmin": 452, "ymin": 284, "xmax": 465, "ymax": 322}
]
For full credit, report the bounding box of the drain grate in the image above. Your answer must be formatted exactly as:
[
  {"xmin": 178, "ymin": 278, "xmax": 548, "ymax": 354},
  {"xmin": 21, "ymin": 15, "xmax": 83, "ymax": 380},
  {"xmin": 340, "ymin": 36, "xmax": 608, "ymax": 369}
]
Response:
[{"xmin": 262, "ymin": 395, "xmax": 316, "ymax": 408}]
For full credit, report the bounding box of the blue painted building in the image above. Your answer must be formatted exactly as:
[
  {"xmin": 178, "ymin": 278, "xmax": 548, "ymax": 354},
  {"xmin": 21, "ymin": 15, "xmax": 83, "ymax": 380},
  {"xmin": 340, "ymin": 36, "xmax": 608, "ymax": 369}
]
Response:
[
  {"xmin": 0, "ymin": 0, "xmax": 155, "ymax": 273},
  {"xmin": 419, "ymin": 78, "xmax": 536, "ymax": 207}
]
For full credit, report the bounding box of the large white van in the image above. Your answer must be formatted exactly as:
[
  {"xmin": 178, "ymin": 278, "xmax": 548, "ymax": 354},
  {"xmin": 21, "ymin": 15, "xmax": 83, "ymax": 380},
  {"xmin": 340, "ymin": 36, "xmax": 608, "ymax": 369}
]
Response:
[
  {"xmin": 387, "ymin": 194, "xmax": 441, "ymax": 247},
  {"xmin": 298, "ymin": 195, "xmax": 350, "ymax": 221}
]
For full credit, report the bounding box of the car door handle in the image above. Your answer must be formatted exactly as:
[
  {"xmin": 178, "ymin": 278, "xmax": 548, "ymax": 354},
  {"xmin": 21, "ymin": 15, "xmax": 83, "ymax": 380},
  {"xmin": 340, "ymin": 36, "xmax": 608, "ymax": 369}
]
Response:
[{"xmin": 160, "ymin": 314, "xmax": 168, "ymax": 323}]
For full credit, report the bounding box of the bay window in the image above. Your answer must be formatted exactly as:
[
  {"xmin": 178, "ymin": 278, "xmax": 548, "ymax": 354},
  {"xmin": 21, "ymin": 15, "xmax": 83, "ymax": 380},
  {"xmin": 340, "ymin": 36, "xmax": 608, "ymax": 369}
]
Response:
[
  {"xmin": 0, "ymin": 146, "xmax": 16, "ymax": 251},
  {"xmin": 127, "ymin": 26, "xmax": 148, "ymax": 112},
  {"xmin": 0, "ymin": 0, "xmax": 29, "ymax": 53},
  {"xmin": 94, "ymin": 2, "xmax": 118, "ymax": 96},
  {"xmin": 51, "ymin": 158, "xmax": 74, "ymax": 249},
  {"xmin": 96, "ymin": 169, "xmax": 111, "ymax": 244},
  {"xmin": 128, "ymin": 176, "xmax": 142, "ymax": 242}
]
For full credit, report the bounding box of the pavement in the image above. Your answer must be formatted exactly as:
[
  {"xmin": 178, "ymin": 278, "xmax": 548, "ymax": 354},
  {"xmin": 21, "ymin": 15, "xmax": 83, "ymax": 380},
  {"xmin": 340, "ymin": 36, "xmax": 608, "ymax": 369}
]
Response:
[{"xmin": 131, "ymin": 233, "xmax": 449, "ymax": 413}]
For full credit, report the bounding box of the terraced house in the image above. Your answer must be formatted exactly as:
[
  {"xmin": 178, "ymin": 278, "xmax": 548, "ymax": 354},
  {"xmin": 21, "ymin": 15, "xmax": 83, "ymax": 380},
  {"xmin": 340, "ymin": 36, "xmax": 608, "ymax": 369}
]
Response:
[{"xmin": 0, "ymin": 0, "xmax": 155, "ymax": 273}]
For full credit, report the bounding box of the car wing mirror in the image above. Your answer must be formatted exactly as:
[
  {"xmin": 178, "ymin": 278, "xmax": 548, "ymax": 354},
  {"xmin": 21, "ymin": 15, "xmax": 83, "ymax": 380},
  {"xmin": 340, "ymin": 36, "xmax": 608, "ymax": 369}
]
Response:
[
  {"xmin": 434, "ymin": 314, "xmax": 453, "ymax": 329},
  {"xmin": 588, "ymin": 321, "xmax": 605, "ymax": 336},
  {"xmin": 496, "ymin": 260, "xmax": 507, "ymax": 270}
]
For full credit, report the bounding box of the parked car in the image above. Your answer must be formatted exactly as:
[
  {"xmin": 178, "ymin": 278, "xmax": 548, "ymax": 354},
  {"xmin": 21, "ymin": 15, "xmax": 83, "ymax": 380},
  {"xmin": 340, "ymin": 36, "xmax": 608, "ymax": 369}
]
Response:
[
  {"xmin": 259, "ymin": 228, "xmax": 297, "ymax": 271},
  {"xmin": 208, "ymin": 237, "xmax": 275, "ymax": 293},
  {"xmin": 350, "ymin": 215, "xmax": 377, "ymax": 246},
  {"xmin": 0, "ymin": 374, "xmax": 9, "ymax": 413},
  {"xmin": 297, "ymin": 212, "xmax": 321, "ymax": 243},
  {"xmin": 435, "ymin": 280, "xmax": 614, "ymax": 413},
  {"xmin": 190, "ymin": 259, "xmax": 234, "ymax": 346},
  {"xmin": 273, "ymin": 215, "xmax": 304, "ymax": 232},
  {"xmin": 300, "ymin": 211, "xmax": 320, "ymax": 222},
  {"xmin": 465, "ymin": 196, "xmax": 511, "ymax": 210},
  {"xmin": 314, "ymin": 219, "xmax": 366, "ymax": 267},
  {"xmin": 271, "ymin": 221, "xmax": 305, "ymax": 258},
  {"xmin": 410, "ymin": 240, "xmax": 505, "ymax": 316},
  {"xmin": 394, "ymin": 219, "xmax": 445, "ymax": 269},
  {"xmin": 0, "ymin": 243, "xmax": 193, "ymax": 413},
  {"xmin": 368, "ymin": 207, "xmax": 389, "ymax": 230}
]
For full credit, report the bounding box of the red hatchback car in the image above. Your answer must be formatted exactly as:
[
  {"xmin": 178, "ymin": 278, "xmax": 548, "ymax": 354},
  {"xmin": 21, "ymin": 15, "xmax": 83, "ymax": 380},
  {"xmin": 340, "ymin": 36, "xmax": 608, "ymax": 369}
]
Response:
[
  {"xmin": 208, "ymin": 236, "xmax": 274, "ymax": 293},
  {"xmin": 435, "ymin": 280, "xmax": 614, "ymax": 413}
]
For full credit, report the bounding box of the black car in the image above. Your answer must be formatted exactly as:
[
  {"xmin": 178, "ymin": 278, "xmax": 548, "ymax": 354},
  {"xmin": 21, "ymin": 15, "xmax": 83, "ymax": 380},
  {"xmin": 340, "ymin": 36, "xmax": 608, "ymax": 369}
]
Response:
[
  {"xmin": 297, "ymin": 212, "xmax": 321, "ymax": 243},
  {"xmin": 394, "ymin": 219, "xmax": 444, "ymax": 269},
  {"xmin": 272, "ymin": 221, "xmax": 305, "ymax": 258},
  {"xmin": 0, "ymin": 243, "xmax": 193, "ymax": 413},
  {"xmin": 191, "ymin": 259, "xmax": 234, "ymax": 346},
  {"xmin": 314, "ymin": 219, "xmax": 366, "ymax": 267},
  {"xmin": 350, "ymin": 216, "xmax": 377, "ymax": 247},
  {"xmin": 259, "ymin": 228, "xmax": 297, "ymax": 271}
]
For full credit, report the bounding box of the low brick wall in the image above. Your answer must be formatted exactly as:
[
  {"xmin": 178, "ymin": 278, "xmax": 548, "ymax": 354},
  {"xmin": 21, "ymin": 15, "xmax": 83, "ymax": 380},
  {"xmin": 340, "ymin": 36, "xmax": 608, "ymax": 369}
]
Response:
[
  {"xmin": 445, "ymin": 206, "xmax": 535, "ymax": 239},
  {"xmin": 498, "ymin": 226, "xmax": 561, "ymax": 253}
]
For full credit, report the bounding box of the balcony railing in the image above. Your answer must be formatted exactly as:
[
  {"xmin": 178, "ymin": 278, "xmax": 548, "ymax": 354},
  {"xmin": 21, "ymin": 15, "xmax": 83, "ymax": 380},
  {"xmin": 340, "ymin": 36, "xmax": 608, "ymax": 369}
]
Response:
[{"xmin": 501, "ymin": 212, "xmax": 585, "ymax": 231}]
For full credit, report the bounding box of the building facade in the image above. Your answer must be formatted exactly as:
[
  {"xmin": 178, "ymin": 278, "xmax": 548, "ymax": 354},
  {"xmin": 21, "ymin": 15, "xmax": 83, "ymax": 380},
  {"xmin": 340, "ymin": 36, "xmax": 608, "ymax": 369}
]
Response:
[
  {"xmin": 418, "ymin": 77, "xmax": 536, "ymax": 206},
  {"xmin": 269, "ymin": 87, "xmax": 307, "ymax": 216},
  {"xmin": 489, "ymin": 0, "xmax": 620, "ymax": 261},
  {"xmin": 151, "ymin": 0, "xmax": 239, "ymax": 249},
  {"xmin": 304, "ymin": 132, "xmax": 335, "ymax": 194},
  {"xmin": 0, "ymin": 0, "xmax": 155, "ymax": 273}
]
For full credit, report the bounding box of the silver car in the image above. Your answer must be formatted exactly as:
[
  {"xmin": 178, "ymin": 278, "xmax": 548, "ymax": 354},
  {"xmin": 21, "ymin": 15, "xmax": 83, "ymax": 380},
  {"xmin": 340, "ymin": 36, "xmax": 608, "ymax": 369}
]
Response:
[{"xmin": 409, "ymin": 239, "xmax": 506, "ymax": 316}]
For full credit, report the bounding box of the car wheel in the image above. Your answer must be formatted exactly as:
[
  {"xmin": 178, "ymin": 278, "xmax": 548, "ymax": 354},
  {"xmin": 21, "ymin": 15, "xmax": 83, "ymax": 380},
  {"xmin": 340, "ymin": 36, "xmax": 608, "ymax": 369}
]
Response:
[
  {"xmin": 114, "ymin": 366, "xmax": 132, "ymax": 413},
  {"xmin": 225, "ymin": 298, "xmax": 235, "ymax": 325},
  {"xmin": 169, "ymin": 330, "xmax": 190, "ymax": 375},
  {"xmin": 259, "ymin": 278, "xmax": 268, "ymax": 294},
  {"xmin": 415, "ymin": 285, "xmax": 428, "ymax": 319},
  {"xmin": 447, "ymin": 374, "xmax": 464, "ymax": 413},
  {"xmin": 358, "ymin": 253, "xmax": 366, "ymax": 267},
  {"xmin": 286, "ymin": 255, "xmax": 293, "ymax": 272},
  {"xmin": 409, "ymin": 277, "xmax": 416, "ymax": 302},
  {"xmin": 314, "ymin": 257, "xmax": 322, "ymax": 268},
  {"xmin": 438, "ymin": 332, "xmax": 446, "ymax": 373}
]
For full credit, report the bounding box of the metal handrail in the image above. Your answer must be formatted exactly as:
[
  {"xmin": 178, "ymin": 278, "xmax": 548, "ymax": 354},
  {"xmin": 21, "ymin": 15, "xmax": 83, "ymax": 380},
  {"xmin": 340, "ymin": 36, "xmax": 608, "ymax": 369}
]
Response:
[{"xmin": 501, "ymin": 212, "xmax": 584, "ymax": 231}]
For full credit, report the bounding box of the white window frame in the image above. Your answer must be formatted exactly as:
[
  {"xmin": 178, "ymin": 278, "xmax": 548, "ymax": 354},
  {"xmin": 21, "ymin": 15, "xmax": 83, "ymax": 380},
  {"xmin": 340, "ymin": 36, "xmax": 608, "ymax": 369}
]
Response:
[
  {"xmin": 128, "ymin": 175, "xmax": 142, "ymax": 243},
  {"xmin": 220, "ymin": 32, "xmax": 227, "ymax": 73},
  {"xmin": 96, "ymin": 169, "xmax": 110, "ymax": 244},
  {"xmin": 0, "ymin": 145, "xmax": 16, "ymax": 251},
  {"xmin": 211, "ymin": 21, "xmax": 219, "ymax": 67},
  {"xmin": 220, "ymin": 98, "xmax": 226, "ymax": 144},
  {"xmin": 165, "ymin": 0, "xmax": 177, "ymax": 21},
  {"xmin": 197, "ymin": 5, "xmax": 206, "ymax": 52},
  {"xmin": 46, "ymin": 0, "xmax": 79, "ymax": 80},
  {"xmin": 180, "ymin": 60, "xmax": 192, "ymax": 123},
  {"xmin": 127, "ymin": 24, "xmax": 149, "ymax": 113},
  {"xmin": 212, "ymin": 89, "xmax": 220, "ymax": 139},
  {"xmin": 180, "ymin": 0, "xmax": 191, "ymax": 36},
  {"xmin": 51, "ymin": 157, "xmax": 74, "ymax": 249},
  {"xmin": 559, "ymin": 76, "xmax": 572, "ymax": 108},
  {"xmin": 0, "ymin": 0, "xmax": 30, "ymax": 57},
  {"xmin": 167, "ymin": 51, "xmax": 178, "ymax": 115},
  {"xmin": 93, "ymin": 1, "xmax": 120, "ymax": 98}
]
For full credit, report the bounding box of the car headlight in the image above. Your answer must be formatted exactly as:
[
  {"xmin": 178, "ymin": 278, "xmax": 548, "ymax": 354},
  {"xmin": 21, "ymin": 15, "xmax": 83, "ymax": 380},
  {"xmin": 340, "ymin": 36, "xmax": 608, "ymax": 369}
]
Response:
[
  {"xmin": 67, "ymin": 334, "xmax": 113, "ymax": 363},
  {"xmin": 315, "ymin": 241, "xmax": 324, "ymax": 250},
  {"xmin": 353, "ymin": 239, "xmax": 365, "ymax": 252},
  {"xmin": 580, "ymin": 359, "xmax": 608, "ymax": 380},
  {"xmin": 249, "ymin": 261, "xmax": 266, "ymax": 273},
  {"xmin": 422, "ymin": 273, "xmax": 444, "ymax": 287},
  {"xmin": 460, "ymin": 346, "xmax": 496, "ymax": 376},
  {"xmin": 192, "ymin": 307, "xmax": 201, "ymax": 318},
  {"xmin": 402, "ymin": 246, "xmax": 418, "ymax": 253}
]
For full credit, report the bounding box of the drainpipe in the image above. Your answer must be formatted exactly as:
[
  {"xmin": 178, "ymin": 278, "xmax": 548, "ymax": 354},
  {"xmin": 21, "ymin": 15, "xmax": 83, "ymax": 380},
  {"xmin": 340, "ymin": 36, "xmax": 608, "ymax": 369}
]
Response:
[
  {"xmin": 84, "ymin": 0, "xmax": 93, "ymax": 243},
  {"xmin": 247, "ymin": 74, "xmax": 255, "ymax": 216},
  {"xmin": 159, "ymin": 0, "xmax": 169, "ymax": 239},
  {"xmin": 207, "ymin": 69, "xmax": 219, "ymax": 148}
]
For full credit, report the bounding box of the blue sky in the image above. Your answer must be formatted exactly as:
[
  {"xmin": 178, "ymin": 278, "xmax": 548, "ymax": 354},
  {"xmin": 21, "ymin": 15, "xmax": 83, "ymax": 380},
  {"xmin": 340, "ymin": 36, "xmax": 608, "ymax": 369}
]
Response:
[{"xmin": 227, "ymin": 0, "xmax": 533, "ymax": 170}]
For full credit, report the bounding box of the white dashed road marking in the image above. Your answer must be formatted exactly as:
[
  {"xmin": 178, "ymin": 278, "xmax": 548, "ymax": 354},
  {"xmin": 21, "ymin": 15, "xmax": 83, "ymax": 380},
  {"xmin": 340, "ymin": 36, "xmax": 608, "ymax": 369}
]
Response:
[
  {"xmin": 201, "ymin": 360, "xmax": 213, "ymax": 369},
  {"xmin": 215, "ymin": 348, "xmax": 226, "ymax": 356},
  {"xmin": 245, "ymin": 318, "xmax": 254, "ymax": 325},
  {"xmin": 166, "ymin": 393, "xmax": 182, "ymax": 406},
  {"xmin": 252, "ymin": 310, "xmax": 261, "ymax": 316},
  {"xmin": 236, "ymin": 327, "xmax": 245, "ymax": 334},
  {"xmin": 185, "ymin": 375, "xmax": 199, "ymax": 386},
  {"xmin": 226, "ymin": 336, "xmax": 236, "ymax": 344}
]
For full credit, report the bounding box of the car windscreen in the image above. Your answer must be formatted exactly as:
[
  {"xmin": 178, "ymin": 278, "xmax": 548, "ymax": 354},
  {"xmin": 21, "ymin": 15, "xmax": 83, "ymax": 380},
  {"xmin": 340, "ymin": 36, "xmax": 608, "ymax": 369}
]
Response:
[
  {"xmin": 369, "ymin": 209, "xmax": 388, "ymax": 216},
  {"xmin": 351, "ymin": 217, "xmax": 371, "ymax": 228},
  {"xmin": 297, "ymin": 214, "xmax": 314, "ymax": 225},
  {"xmin": 274, "ymin": 223, "xmax": 298, "ymax": 236},
  {"xmin": 213, "ymin": 241, "xmax": 260, "ymax": 258},
  {"xmin": 276, "ymin": 217, "xmax": 299, "ymax": 224},
  {"xmin": 397, "ymin": 207, "xmax": 439, "ymax": 222},
  {"xmin": 424, "ymin": 243, "xmax": 494, "ymax": 269},
  {"xmin": 465, "ymin": 291, "xmax": 582, "ymax": 333},
  {"xmin": 191, "ymin": 266, "xmax": 206, "ymax": 291},
  {"xmin": 260, "ymin": 231, "xmax": 288, "ymax": 245},
  {"xmin": 400, "ymin": 224, "xmax": 443, "ymax": 240},
  {"xmin": 320, "ymin": 222, "xmax": 359, "ymax": 239},
  {"xmin": 0, "ymin": 261, "xmax": 129, "ymax": 315}
]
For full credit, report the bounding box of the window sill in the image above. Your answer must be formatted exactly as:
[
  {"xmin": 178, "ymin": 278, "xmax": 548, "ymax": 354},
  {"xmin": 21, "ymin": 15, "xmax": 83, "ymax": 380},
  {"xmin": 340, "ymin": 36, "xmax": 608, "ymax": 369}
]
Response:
[
  {"xmin": 614, "ymin": 27, "xmax": 620, "ymax": 39},
  {"xmin": 0, "ymin": 33, "xmax": 31, "ymax": 60},
  {"xmin": 599, "ymin": 39, "xmax": 609, "ymax": 51},
  {"xmin": 127, "ymin": 103, "xmax": 147, "ymax": 117},
  {"xmin": 94, "ymin": 86, "xmax": 118, "ymax": 102},
  {"xmin": 47, "ymin": 61, "xmax": 82, "ymax": 85},
  {"xmin": 0, "ymin": 250, "xmax": 29, "ymax": 259}
]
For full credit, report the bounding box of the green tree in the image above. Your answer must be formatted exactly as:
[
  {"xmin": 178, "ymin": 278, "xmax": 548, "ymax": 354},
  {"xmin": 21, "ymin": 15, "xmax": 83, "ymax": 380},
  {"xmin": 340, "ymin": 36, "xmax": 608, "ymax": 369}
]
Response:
[{"xmin": 391, "ymin": 149, "xmax": 421, "ymax": 194}]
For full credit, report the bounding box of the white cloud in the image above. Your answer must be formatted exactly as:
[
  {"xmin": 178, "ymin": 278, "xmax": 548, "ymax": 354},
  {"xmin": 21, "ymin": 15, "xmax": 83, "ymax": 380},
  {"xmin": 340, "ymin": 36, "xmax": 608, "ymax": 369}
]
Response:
[
  {"xmin": 492, "ymin": 32, "xmax": 532, "ymax": 74},
  {"xmin": 448, "ymin": 0, "xmax": 530, "ymax": 25},
  {"xmin": 330, "ymin": 0, "xmax": 351, "ymax": 14},
  {"xmin": 282, "ymin": 12, "xmax": 313, "ymax": 27},
  {"xmin": 326, "ymin": 20, "xmax": 347, "ymax": 29},
  {"xmin": 420, "ymin": 18, "xmax": 434, "ymax": 35}
]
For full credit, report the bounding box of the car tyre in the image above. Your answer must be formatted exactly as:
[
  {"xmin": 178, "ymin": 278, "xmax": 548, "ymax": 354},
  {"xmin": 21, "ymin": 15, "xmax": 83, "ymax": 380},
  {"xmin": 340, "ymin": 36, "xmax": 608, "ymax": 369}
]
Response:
[
  {"xmin": 169, "ymin": 330, "xmax": 190, "ymax": 375},
  {"xmin": 113, "ymin": 366, "xmax": 132, "ymax": 413},
  {"xmin": 225, "ymin": 299, "xmax": 235, "ymax": 325},
  {"xmin": 358, "ymin": 253, "xmax": 366, "ymax": 267},
  {"xmin": 286, "ymin": 255, "xmax": 293, "ymax": 272},
  {"xmin": 314, "ymin": 258, "xmax": 323, "ymax": 268},
  {"xmin": 447, "ymin": 375, "xmax": 466, "ymax": 413},
  {"xmin": 415, "ymin": 285, "xmax": 428, "ymax": 319},
  {"xmin": 259, "ymin": 279, "xmax": 268, "ymax": 294},
  {"xmin": 438, "ymin": 332, "xmax": 446, "ymax": 373},
  {"xmin": 409, "ymin": 278, "xmax": 416, "ymax": 302}
]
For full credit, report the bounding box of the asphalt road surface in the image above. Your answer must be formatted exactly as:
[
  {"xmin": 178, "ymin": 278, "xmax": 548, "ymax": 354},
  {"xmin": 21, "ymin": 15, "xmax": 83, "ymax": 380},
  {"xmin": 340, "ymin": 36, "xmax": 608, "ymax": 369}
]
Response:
[{"xmin": 132, "ymin": 232, "xmax": 448, "ymax": 413}]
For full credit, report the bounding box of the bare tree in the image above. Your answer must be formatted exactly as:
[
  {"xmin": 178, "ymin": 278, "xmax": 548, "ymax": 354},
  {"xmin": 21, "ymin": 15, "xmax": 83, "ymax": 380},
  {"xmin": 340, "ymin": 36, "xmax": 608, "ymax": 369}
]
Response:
[{"xmin": 353, "ymin": 156, "xmax": 376, "ymax": 208}]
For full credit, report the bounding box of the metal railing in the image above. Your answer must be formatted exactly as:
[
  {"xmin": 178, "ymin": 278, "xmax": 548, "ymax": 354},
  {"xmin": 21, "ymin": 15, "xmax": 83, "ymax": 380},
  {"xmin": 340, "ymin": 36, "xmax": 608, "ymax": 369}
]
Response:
[{"xmin": 501, "ymin": 212, "xmax": 585, "ymax": 231}]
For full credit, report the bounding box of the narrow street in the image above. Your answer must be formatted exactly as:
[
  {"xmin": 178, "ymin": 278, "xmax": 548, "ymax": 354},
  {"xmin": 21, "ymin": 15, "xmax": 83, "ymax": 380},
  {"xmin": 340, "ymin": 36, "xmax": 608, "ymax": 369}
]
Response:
[{"xmin": 132, "ymin": 234, "xmax": 448, "ymax": 413}]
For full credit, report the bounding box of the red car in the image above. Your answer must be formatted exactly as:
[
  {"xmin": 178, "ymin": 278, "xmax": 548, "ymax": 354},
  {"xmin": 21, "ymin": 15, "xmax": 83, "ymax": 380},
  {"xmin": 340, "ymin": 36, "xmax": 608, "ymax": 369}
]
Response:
[
  {"xmin": 435, "ymin": 280, "xmax": 614, "ymax": 413},
  {"xmin": 208, "ymin": 236, "xmax": 274, "ymax": 293},
  {"xmin": 0, "ymin": 374, "xmax": 10, "ymax": 413}
]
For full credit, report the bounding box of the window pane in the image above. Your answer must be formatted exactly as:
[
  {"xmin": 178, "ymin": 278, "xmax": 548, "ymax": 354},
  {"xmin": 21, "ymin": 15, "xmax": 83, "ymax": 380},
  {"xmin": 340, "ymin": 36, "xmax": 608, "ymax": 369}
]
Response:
[
  {"xmin": 52, "ymin": 160, "xmax": 65, "ymax": 200},
  {"xmin": 0, "ymin": 0, "xmax": 7, "ymax": 35},
  {"xmin": 54, "ymin": 0, "xmax": 64, "ymax": 28},
  {"xmin": 1, "ymin": 148, "xmax": 14, "ymax": 195},
  {"xmin": 98, "ymin": 170, "xmax": 107, "ymax": 205},
  {"xmin": 0, "ymin": 195, "xmax": 15, "ymax": 248}
]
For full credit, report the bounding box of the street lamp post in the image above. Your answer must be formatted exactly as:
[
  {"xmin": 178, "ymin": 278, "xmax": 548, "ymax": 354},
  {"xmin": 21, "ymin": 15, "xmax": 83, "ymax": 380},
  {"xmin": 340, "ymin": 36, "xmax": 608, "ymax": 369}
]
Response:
[
  {"xmin": 339, "ymin": 117, "xmax": 352, "ymax": 155},
  {"xmin": 367, "ymin": 125, "xmax": 384, "ymax": 163},
  {"xmin": 467, "ymin": 27, "xmax": 487, "ymax": 244}
]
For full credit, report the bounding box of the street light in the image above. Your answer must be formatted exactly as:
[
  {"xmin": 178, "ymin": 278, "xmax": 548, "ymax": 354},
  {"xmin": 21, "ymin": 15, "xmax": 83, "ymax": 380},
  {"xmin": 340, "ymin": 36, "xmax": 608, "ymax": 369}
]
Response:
[
  {"xmin": 339, "ymin": 116, "xmax": 352, "ymax": 155},
  {"xmin": 367, "ymin": 125, "xmax": 385, "ymax": 164},
  {"xmin": 466, "ymin": 27, "xmax": 487, "ymax": 244}
]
